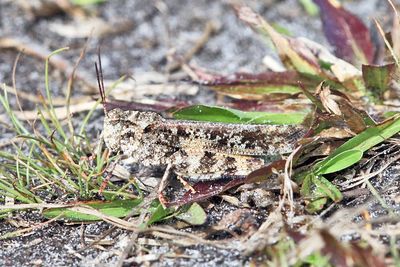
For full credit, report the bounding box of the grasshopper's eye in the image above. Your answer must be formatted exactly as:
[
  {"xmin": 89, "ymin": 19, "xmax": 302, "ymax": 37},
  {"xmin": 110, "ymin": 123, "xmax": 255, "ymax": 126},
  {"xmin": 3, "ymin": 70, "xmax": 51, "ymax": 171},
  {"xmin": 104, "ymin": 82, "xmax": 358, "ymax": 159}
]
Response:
[
  {"xmin": 143, "ymin": 124, "xmax": 154, "ymax": 133},
  {"xmin": 124, "ymin": 130, "xmax": 135, "ymax": 139}
]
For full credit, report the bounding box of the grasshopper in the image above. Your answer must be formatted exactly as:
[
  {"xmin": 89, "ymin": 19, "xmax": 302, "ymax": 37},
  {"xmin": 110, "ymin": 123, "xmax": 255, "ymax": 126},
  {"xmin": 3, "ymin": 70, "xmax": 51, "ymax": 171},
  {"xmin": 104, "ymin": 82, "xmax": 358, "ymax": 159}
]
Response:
[{"xmin": 96, "ymin": 60, "xmax": 305, "ymax": 205}]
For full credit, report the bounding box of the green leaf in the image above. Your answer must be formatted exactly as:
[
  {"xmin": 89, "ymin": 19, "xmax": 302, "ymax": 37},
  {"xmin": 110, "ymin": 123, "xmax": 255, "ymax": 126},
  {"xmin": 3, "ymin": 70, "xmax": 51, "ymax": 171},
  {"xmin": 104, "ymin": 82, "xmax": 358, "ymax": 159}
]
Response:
[
  {"xmin": 301, "ymin": 174, "xmax": 341, "ymax": 201},
  {"xmin": 175, "ymin": 203, "xmax": 207, "ymax": 225},
  {"xmin": 303, "ymin": 253, "xmax": 331, "ymax": 267},
  {"xmin": 313, "ymin": 176, "xmax": 342, "ymax": 202},
  {"xmin": 362, "ymin": 63, "xmax": 395, "ymax": 102},
  {"xmin": 318, "ymin": 59, "xmax": 334, "ymax": 70},
  {"xmin": 43, "ymin": 199, "xmax": 142, "ymax": 221},
  {"xmin": 306, "ymin": 197, "xmax": 328, "ymax": 214},
  {"xmin": 301, "ymin": 174, "xmax": 342, "ymax": 213},
  {"xmin": 384, "ymin": 111, "xmax": 399, "ymax": 118},
  {"xmin": 146, "ymin": 200, "xmax": 175, "ymax": 225},
  {"xmin": 173, "ymin": 105, "xmax": 306, "ymax": 125},
  {"xmin": 299, "ymin": 115, "xmax": 400, "ymax": 212},
  {"xmin": 300, "ymin": 174, "xmax": 313, "ymax": 196},
  {"xmin": 314, "ymin": 115, "xmax": 400, "ymax": 174},
  {"xmin": 316, "ymin": 149, "xmax": 363, "ymax": 175}
]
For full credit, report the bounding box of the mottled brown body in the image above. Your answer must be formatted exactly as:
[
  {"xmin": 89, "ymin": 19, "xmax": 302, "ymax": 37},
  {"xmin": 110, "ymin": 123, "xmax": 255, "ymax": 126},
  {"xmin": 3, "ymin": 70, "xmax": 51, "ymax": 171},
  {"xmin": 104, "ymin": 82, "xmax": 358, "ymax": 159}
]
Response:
[{"xmin": 103, "ymin": 108, "xmax": 305, "ymax": 181}]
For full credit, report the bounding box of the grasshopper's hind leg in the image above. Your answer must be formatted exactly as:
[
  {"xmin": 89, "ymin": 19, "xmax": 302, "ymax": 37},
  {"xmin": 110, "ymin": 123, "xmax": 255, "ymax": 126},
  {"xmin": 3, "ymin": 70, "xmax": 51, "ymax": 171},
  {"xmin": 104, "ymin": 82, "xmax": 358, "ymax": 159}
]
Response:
[
  {"xmin": 158, "ymin": 163, "xmax": 173, "ymax": 207},
  {"xmin": 176, "ymin": 176, "xmax": 196, "ymax": 193}
]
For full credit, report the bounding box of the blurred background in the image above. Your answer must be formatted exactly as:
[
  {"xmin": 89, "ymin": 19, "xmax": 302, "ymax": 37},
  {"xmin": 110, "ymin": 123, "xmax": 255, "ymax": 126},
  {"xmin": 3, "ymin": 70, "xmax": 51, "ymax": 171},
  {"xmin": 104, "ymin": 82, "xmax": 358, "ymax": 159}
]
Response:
[{"xmin": 0, "ymin": 0, "xmax": 390, "ymax": 98}]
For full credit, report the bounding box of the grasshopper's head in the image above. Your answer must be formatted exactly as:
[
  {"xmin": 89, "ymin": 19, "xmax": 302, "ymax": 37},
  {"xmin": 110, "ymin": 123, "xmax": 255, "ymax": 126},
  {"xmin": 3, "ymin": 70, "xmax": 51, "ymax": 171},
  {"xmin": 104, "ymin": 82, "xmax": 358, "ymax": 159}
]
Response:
[
  {"xmin": 103, "ymin": 108, "xmax": 163, "ymax": 163},
  {"xmin": 96, "ymin": 52, "xmax": 165, "ymax": 161}
]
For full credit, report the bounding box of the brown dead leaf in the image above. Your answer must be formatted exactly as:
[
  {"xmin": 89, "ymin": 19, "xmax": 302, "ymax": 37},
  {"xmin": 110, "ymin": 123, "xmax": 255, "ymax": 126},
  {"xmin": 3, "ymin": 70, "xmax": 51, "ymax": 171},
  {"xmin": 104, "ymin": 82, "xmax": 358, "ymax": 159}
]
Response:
[
  {"xmin": 299, "ymin": 37, "xmax": 362, "ymax": 83},
  {"xmin": 234, "ymin": 4, "xmax": 362, "ymax": 87},
  {"xmin": 311, "ymin": 85, "xmax": 373, "ymax": 134},
  {"xmin": 320, "ymin": 86, "xmax": 342, "ymax": 116},
  {"xmin": 235, "ymin": 5, "xmax": 321, "ymax": 76}
]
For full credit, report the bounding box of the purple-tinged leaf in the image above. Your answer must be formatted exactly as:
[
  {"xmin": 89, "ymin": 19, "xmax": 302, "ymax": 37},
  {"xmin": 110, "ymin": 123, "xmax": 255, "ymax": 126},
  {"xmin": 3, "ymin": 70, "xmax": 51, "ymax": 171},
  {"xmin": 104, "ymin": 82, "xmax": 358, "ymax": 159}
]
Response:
[
  {"xmin": 196, "ymin": 70, "xmax": 306, "ymax": 86},
  {"xmin": 313, "ymin": 0, "xmax": 375, "ymax": 65},
  {"xmin": 163, "ymin": 178, "xmax": 245, "ymax": 207},
  {"xmin": 244, "ymin": 160, "xmax": 286, "ymax": 183},
  {"xmin": 191, "ymin": 67, "xmax": 321, "ymax": 99}
]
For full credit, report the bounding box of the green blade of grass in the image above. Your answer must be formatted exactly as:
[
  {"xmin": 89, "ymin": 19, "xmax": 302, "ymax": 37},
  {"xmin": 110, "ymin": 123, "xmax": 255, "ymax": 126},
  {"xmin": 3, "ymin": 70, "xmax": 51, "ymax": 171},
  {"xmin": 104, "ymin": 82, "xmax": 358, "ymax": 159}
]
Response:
[
  {"xmin": 0, "ymin": 48, "xmax": 135, "ymax": 217},
  {"xmin": 146, "ymin": 200, "xmax": 207, "ymax": 226},
  {"xmin": 43, "ymin": 47, "xmax": 69, "ymax": 142},
  {"xmin": 0, "ymin": 175, "xmax": 42, "ymax": 204},
  {"xmin": 43, "ymin": 199, "xmax": 142, "ymax": 221},
  {"xmin": 0, "ymin": 84, "xmax": 29, "ymax": 135}
]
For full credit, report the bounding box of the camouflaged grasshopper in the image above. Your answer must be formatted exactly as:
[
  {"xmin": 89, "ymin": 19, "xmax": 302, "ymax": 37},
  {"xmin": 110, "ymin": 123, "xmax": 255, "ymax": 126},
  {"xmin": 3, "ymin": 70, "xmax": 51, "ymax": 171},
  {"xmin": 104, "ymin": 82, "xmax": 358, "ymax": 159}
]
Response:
[{"xmin": 96, "ymin": 60, "xmax": 305, "ymax": 205}]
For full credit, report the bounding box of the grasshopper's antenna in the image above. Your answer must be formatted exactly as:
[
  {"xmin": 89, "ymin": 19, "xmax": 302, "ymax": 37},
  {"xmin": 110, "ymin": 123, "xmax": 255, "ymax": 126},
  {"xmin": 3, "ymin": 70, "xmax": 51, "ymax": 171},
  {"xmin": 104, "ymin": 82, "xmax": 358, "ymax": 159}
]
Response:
[{"xmin": 95, "ymin": 47, "xmax": 106, "ymax": 105}]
